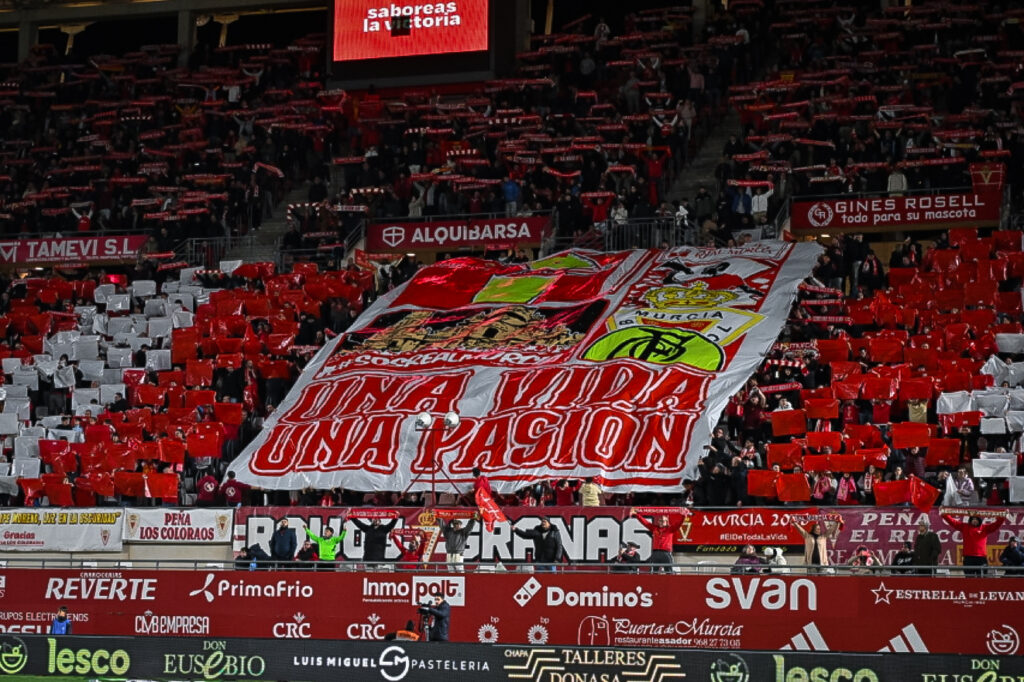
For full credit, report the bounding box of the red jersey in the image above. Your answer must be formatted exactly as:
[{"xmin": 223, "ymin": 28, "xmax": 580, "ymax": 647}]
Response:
[
  {"xmin": 943, "ymin": 515, "xmax": 1004, "ymax": 558},
  {"xmin": 636, "ymin": 514, "xmax": 685, "ymax": 552}
]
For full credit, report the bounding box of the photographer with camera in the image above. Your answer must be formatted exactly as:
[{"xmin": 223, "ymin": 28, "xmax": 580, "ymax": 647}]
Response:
[{"xmin": 418, "ymin": 595, "xmax": 450, "ymax": 642}]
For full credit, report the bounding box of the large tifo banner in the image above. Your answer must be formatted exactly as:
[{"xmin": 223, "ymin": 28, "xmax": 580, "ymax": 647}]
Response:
[
  {"xmin": 235, "ymin": 506, "xmax": 1024, "ymax": 565},
  {"xmin": 230, "ymin": 243, "xmax": 821, "ymax": 492},
  {"xmin": 122, "ymin": 508, "xmax": 234, "ymax": 544},
  {"xmin": 0, "ymin": 508, "xmax": 123, "ymax": 552},
  {"xmin": 0, "ymin": 637, "xmax": 1018, "ymax": 682},
  {"xmin": 366, "ymin": 215, "xmax": 550, "ymax": 251},
  {"xmin": 0, "ymin": 235, "xmax": 148, "ymax": 266},
  {"xmin": 791, "ymin": 191, "xmax": 1002, "ymax": 233},
  {"xmin": 1, "ymin": 569, "xmax": 1021, "ymax": 655}
]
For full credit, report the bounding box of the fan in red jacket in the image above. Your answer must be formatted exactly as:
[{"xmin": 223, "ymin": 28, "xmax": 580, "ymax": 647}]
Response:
[
  {"xmin": 941, "ymin": 511, "xmax": 1006, "ymax": 575},
  {"xmin": 631, "ymin": 508, "xmax": 690, "ymax": 573},
  {"xmin": 391, "ymin": 530, "xmax": 426, "ymax": 571}
]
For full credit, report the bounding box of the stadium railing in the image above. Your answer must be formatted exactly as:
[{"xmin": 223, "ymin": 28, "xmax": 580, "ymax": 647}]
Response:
[{"xmin": 0, "ymin": 556, "xmax": 1018, "ymax": 576}]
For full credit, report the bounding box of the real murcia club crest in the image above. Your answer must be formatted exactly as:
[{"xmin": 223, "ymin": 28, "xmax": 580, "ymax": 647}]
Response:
[
  {"xmin": 583, "ymin": 282, "xmax": 764, "ymax": 370},
  {"xmin": 619, "ymin": 283, "xmax": 763, "ymax": 347}
]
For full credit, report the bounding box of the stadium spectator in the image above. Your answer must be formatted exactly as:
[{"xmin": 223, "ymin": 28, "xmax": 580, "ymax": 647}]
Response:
[
  {"xmin": 351, "ymin": 516, "xmax": 399, "ymax": 564},
  {"xmin": 270, "ymin": 519, "xmax": 297, "ymax": 568},
  {"xmin": 440, "ymin": 515, "xmax": 477, "ymax": 571},
  {"xmin": 732, "ymin": 544, "xmax": 767, "ymax": 574},
  {"xmin": 893, "ymin": 542, "xmax": 915, "ymax": 574},
  {"xmin": 612, "ymin": 542, "xmax": 642, "ymax": 572},
  {"xmin": 912, "ymin": 520, "xmax": 942, "ymax": 574},
  {"xmin": 632, "ymin": 510, "xmax": 688, "ymax": 573},
  {"xmin": 51, "ymin": 606, "xmax": 72, "ymax": 635},
  {"xmin": 513, "ymin": 516, "xmax": 566, "ymax": 571},
  {"xmin": 848, "ymin": 545, "xmax": 883, "ymax": 575},
  {"xmin": 196, "ymin": 472, "xmax": 221, "ymax": 507},
  {"xmin": 295, "ymin": 539, "xmax": 318, "ymax": 570},
  {"xmin": 471, "ymin": 468, "xmax": 491, "ymax": 499},
  {"xmin": 580, "ymin": 477, "xmax": 603, "ymax": 507},
  {"xmin": 1001, "ymin": 538, "xmax": 1024, "ymax": 569},
  {"xmin": 391, "ymin": 530, "xmax": 426, "ymax": 571},
  {"xmin": 219, "ymin": 472, "xmax": 249, "ymax": 508},
  {"xmin": 942, "ymin": 512, "xmax": 1006, "ymax": 576},
  {"xmin": 302, "ymin": 522, "xmax": 345, "ymax": 569},
  {"xmin": 792, "ymin": 519, "xmax": 841, "ymax": 572}
]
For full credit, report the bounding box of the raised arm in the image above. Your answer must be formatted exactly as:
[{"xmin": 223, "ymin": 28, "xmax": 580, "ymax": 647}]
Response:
[
  {"xmin": 984, "ymin": 516, "xmax": 1006, "ymax": 535},
  {"xmin": 633, "ymin": 512, "xmax": 655, "ymax": 531},
  {"xmin": 941, "ymin": 514, "xmax": 965, "ymax": 531}
]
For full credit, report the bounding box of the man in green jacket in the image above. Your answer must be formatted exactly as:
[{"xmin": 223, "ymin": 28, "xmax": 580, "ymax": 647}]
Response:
[{"xmin": 302, "ymin": 521, "xmax": 346, "ymax": 569}]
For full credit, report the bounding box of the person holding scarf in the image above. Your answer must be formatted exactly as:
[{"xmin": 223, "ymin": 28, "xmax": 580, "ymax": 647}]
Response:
[{"xmin": 836, "ymin": 471, "xmax": 860, "ymax": 505}]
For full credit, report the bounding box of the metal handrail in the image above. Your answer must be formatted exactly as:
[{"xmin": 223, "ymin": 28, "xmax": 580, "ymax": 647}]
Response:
[
  {"xmin": 0, "ymin": 556, "xmax": 1019, "ymax": 575},
  {"xmin": 791, "ymin": 185, "xmax": 975, "ymax": 202},
  {"xmin": 178, "ymin": 234, "xmax": 259, "ymax": 269},
  {"xmin": 367, "ymin": 210, "xmax": 554, "ymax": 225}
]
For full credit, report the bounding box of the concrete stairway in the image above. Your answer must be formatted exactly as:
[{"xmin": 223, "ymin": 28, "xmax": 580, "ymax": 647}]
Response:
[
  {"xmin": 224, "ymin": 185, "xmax": 311, "ymax": 262},
  {"xmin": 666, "ymin": 108, "xmax": 743, "ymax": 209}
]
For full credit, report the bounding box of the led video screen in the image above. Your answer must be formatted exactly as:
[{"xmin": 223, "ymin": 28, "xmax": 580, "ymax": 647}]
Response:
[{"xmin": 333, "ymin": 0, "xmax": 490, "ymax": 62}]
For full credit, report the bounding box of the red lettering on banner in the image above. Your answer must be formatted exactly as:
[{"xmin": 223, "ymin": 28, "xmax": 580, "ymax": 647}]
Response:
[
  {"xmin": 232, "ymin": 244, "xmax": 820, "ymax": 492},
  {"xmin": 508, "ymin": 413, "xmax": 562, "ymax": 467},
  {"xmin": 281, "ymin": 373, "xmax": 469, "ymax": 423},
  {"xmin": 251, "ymin": 415, "xmax": 403, "ymax": 474}
]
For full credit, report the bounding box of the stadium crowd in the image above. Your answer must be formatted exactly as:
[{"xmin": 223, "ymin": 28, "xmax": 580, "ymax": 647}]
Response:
[{"xmin": 0, "ymin": 0, "xmax": 1022, "ymax": 526}]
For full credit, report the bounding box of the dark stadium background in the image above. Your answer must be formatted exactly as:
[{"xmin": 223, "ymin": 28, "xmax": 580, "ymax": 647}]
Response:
[{"xmin": 0, "ymin": 0, "xmax": 684, "ymax": 65}]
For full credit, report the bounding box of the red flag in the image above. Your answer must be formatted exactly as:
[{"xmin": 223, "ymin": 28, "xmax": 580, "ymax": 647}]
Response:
[
  {"xmin": 806, "ymin": 431, "xmax": 842, "ymax": 452},
  {"xmin": 827, "ymin": 454, "xmax": 866, "ymax": 473},
  {"xmin": 114, "ymin": 472, "xmax": 146, "ymax": 497},
  {"xmin": 44, "ymin": 481, "xmax": 75, "ymax": 507},
  {"xmin": 856, "ymin": 448, "xmax": 889, "ymax": 469},
  {"xmin": 909, "ymin": 475, "xmax": 940, "ymax": 512},
  {"xmin": 158, "ymin": 439, "xmax": 186, "ymax": 465},
  {"xmin": 802, "ymin": 455, "xmax": 828, "ymax": 472},
  {"xmin": 185, "ymin": 359, "xmax": 214, "ymax": 387},
  {"xmin": 873, "ymin": 479, "xmax": 910, "ymax": 507},
  {"xmin": 899, "ymin": 378, "xmax": 933, "ymax": 401},
  {"xmin": 747, "ymin": 470, "xmax": 780, "ymax": 497},
  {"xmin": 474, "ymin": 486, "xmax": 507, "ymax": 532},
  {"xmin": 815, "ymin": 339, "xmax": 850, "ymax": 362},
  {"xmin": 187, "ymin": 432, "xmax": 222, "ymax": 458},
  {"xmin": 766, "ymin": 443, "xmax": 802, "ymax": 469},
  {"xmin": 925, "ymin": 438, "xmax": 960, "ymax": 467},
  {"xmin": 18, "ymin": 478, "xmax": 45, "ymax": 502},
  {"xmin": 135, "ymin": 384, "xmax": 167, "ymax": 407},
  {"xmin": 891, "ymin": 422, "xmax": 931, "ymax": 449},
  {"xmin": 776, "ymin": 473, "xmax": 811, "ymax": 502},
  {"xmin": 144, "ymin": 473, "xmax": 180, "ymax": 500},
  {"xmin": 771, "ymin": 409, "xmax": 807, "ymax": 436},
  {"xmin": 213, "ymin": 402, "xmax": 243, "ymax": 426},
  {"xmin": 78, "ymin": 472, "xmax": 115, "ymax": 497},
  {"xmin": 844, "ymin": 424, "xmax": 884, "ymax": 449},
  {"xmin": 868, "ymin": 337, "xmax": 904, "ymax": 364},
  {"xmin": 805, "ymin": 399, "xmax": 839, "ymax": 420},
  {"xmin": 833, "ymin": 379, "xmax": 863, "ymax": 401},
  {"xmin": 861, "ymin": 376, "xmax": 896, "ymax": 400}
]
